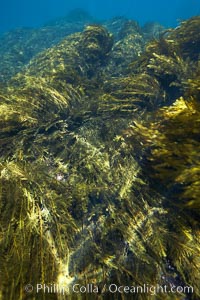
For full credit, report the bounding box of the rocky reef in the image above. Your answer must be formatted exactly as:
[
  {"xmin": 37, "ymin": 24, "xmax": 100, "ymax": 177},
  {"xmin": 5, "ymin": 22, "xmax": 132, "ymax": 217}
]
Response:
[{"xmin": 0, "ymin": 11, "xmax": 199, "ymax": 300}]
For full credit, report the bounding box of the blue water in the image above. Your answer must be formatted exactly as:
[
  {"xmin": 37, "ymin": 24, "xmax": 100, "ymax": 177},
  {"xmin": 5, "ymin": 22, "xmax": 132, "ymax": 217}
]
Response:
[{"xmin": 1, "ymin": 0, "xmax": 200, "ymax": 33}]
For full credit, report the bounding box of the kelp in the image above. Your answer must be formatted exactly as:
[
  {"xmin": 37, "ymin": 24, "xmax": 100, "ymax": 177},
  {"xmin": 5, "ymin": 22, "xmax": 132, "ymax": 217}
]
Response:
[
  {"xmin": 0, "ymin": 16, "xmax": 200, "ymax": 300},
  {"xmin": 169, "ymin": 16, "xmax": 200, "ymax": 61},
  {"xmin": 23, "ymin": 25, "xmax": 113, "ymax": 95},
  {"xmin": 129, "ymin": 17, "xmax": 200, "ymax": 106},
  {"xmin": 142, "ymin": 22, "xmax": 165, "ymax": 41},
  {"xmin": 122, "ymin": 33, "xmax": 200, "ymax": 299},
  {"xmin": 133, "ymin": 75, "xmax": 200, "ymax": 214},
  {"xmin": 99, "ymin": 73, "xmax": 162, "ymax": 116},
  {"xmin": 98, "ymin": 18, "xmax": 200, "ymax": 116},
  {"xmin": 0, "ymin": 9, "xmax": 94, "ymax": 83},
  {"xmin": 104, "ymin": 20, "xmax": 145, "ymax": 77},
  {"xmin": 124, "ymin": 91, "xmax": 200, "ymax": 297}
]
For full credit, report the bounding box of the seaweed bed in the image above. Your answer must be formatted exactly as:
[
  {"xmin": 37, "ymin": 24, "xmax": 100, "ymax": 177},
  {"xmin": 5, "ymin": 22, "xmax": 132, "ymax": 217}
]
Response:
[{"xmin": 0, "ymin": 9, "xmax": 200, "ymax": 300}]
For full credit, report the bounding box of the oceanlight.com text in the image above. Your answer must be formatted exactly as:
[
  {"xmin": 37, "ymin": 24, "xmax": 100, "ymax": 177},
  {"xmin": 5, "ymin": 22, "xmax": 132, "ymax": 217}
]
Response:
[{"xmin": 107, "ymin": 283, "xmax": 193, "ymax": 295}]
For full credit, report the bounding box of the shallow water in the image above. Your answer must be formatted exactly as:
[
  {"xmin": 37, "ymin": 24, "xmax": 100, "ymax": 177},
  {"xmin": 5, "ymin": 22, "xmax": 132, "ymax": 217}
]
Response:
[{"xmin": 0, "ymin": 2, "xmax": 199, "ymax": 300}]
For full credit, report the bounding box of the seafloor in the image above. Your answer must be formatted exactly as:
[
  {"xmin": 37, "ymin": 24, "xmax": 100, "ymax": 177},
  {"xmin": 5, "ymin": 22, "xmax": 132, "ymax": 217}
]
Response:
[{"xmin": 0, "ymin": 9, "xmax": 199, "ymax": 300}]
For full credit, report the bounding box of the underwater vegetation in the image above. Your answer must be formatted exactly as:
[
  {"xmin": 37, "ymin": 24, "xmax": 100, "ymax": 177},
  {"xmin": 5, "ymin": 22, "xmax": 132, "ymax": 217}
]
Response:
[
  {"xmin": 0, "ymin": 9, "xmax": 94, "ymax": 83},
  {"xmin": 0, "ymin": 12, "xmax": 200, "ymax": 300}
]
